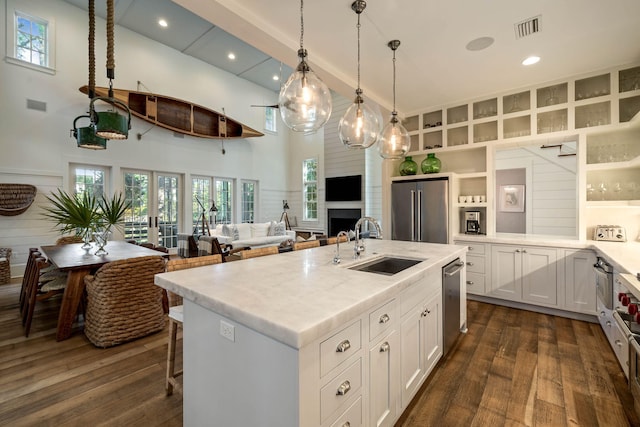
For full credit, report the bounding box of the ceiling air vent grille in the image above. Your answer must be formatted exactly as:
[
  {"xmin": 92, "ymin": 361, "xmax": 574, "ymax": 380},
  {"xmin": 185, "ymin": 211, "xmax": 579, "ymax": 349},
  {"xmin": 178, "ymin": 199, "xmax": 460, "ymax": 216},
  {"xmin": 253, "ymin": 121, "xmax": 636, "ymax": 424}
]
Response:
[{"xmin": 515, "ymin": 15, "xmax": 541, "ymax": 39}]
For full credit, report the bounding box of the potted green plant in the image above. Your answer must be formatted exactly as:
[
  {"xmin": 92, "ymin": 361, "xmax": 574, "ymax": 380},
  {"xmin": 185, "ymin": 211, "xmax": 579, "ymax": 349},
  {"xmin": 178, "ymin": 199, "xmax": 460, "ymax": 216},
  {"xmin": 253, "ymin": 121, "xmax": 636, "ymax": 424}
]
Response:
[
  {"xmin": 42, "ymin": 190, "xmax": 100, "ymax": 248},
  {"xmin": 42, "ymin": 190, "xmax": 130, "ymax": 252},
  {"xmin": 93, "ymin": 193, "xmax": 130, "ymax": 255}
]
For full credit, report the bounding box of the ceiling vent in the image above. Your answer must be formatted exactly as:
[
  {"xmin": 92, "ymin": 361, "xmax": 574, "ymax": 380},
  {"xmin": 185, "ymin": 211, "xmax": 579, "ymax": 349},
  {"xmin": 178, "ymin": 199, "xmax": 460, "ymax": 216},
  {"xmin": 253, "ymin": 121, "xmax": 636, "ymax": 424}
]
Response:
[{"xmin": 514, "ymin": 15, "xmax": 541, "ymax": 39}]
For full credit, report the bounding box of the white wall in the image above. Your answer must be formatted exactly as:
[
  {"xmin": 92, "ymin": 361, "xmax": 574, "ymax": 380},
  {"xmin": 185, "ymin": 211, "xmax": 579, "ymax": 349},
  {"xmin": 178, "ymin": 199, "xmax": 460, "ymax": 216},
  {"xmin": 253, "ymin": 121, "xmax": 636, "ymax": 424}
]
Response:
[{"xmin": 0, "ymin": 0, "xmax": 291, "ymax": 273}]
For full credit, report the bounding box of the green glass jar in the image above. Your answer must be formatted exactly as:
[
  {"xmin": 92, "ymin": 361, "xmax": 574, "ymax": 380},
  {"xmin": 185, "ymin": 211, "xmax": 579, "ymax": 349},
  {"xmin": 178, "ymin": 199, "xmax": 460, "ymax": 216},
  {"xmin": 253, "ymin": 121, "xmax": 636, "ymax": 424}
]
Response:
[
  {"xmin": 399, "ymin": 156, "xmax": 418, "ymax": 176},
  {"xmin": 421, "ymin": 153, "xmax": 441, "ymax": 174}
]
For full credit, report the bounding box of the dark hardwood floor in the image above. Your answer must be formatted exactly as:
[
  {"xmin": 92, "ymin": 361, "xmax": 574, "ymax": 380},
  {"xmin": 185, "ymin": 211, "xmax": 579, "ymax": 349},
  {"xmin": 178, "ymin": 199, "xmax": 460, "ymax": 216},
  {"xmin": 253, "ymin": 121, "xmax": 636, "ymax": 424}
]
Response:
[{"xmin": 1, "ymin": 279, "xmax": 638, "ymax": 426}]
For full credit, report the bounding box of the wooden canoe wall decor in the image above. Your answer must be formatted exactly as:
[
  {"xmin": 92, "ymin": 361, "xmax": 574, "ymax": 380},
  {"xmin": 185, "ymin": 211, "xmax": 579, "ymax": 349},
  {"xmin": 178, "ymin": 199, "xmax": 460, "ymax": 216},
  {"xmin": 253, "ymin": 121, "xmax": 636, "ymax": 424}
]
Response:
[{"xmin": 80, "ymin": 86, "xmax": 263, "ymax": 139}]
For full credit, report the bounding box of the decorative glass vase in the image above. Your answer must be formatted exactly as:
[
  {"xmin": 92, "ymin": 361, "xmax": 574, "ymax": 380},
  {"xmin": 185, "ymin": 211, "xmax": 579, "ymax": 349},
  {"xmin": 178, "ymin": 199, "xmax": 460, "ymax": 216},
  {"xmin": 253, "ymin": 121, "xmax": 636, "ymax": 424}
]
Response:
[
  {"xmin": 399, "ymin": 156, "xmax": 418, "ymax": 176},
  {"xmin": 78, "ymin": 227, "xmax": 93, "ymax": 249},
  {"xmin": 421, "ymin": 153, "xmax": 441, "ymax": 174},
  {"xmin": 93, "ymin": 226, "xmax": 111, "ymax": 256}
]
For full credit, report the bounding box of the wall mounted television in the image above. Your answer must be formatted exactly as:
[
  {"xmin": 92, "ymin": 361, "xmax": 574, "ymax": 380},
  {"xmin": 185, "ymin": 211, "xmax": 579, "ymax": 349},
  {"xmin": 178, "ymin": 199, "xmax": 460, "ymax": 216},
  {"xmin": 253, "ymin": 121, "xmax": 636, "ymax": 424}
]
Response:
[{"xmin": 325, "ymin": 175, "xmax": 362, "ymax": 201}]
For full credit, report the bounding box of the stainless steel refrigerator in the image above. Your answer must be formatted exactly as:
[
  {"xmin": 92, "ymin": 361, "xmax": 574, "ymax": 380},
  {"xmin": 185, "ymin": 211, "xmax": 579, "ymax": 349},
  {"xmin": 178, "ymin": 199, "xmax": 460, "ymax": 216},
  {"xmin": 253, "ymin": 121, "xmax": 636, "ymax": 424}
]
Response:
[{"xmin": 391, "ymin": 177, "xmax": 449, "ymax": 243}]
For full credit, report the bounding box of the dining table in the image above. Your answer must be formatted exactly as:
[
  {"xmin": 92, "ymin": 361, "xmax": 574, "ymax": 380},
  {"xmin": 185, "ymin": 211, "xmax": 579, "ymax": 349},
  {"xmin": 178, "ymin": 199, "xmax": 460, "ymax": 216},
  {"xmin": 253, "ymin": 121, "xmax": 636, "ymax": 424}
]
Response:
[{"xmin": 39, "ymin": 241, "xmax": 169, "ymax": 341}]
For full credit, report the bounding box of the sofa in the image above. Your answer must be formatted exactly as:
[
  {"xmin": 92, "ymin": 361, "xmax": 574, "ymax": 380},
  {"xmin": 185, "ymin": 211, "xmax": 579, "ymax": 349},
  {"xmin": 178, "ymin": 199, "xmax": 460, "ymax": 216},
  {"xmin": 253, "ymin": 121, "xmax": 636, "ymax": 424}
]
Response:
[{"xmin": 207, "ymin": 221, "xmax": 295, "ymax": 249}]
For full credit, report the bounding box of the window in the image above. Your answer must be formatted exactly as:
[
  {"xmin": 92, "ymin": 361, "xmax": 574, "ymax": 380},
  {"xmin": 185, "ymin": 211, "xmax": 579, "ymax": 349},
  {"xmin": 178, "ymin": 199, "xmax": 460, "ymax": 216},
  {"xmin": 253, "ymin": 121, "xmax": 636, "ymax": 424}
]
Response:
[
  {"xmin": 192, "ymin": 176, "xmax": 213, "ymax": 234},
  {"xmin": 302, "ymin": 158, "xmax": 318, "ymax": 221},
  {"xmin": 72, "ymin": 165, "xmax": 107, "ymax": 198},
  {"xmin": 265, "ymin": 107, "xmax": 277, "ymax": 133},
  {"xmin": 214, "ymin": 178, "xmax": 234, "ymax": 224},
  {"xmin": 241, "ymin": 180, "xmax": 257, "ymax": 223},
  {"xmin": 16, "ymin": 13, "xmax": 48, "ymax": 66},
  {"xmin": 5, "ymin": 2, "xmax": 56, "ymax": 73}
]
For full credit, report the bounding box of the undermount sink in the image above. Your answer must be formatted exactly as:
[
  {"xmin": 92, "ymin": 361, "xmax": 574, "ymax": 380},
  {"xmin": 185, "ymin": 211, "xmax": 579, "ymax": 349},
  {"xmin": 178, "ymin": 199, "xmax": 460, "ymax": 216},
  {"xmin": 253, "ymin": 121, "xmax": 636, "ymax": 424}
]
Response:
[{"xmin": 348, "ymin": 256, "xmax": 425, "ymax": 276}]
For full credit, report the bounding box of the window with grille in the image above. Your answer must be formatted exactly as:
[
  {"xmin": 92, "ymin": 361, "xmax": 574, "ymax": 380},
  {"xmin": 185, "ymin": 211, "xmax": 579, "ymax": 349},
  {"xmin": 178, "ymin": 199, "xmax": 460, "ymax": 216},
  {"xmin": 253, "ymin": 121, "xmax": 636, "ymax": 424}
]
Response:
[
  {"xmin": 72, "ymin": 165, "xmax": 107, "ymax": 198},
  {"xmin": 241, "ymin": 180, "xmax": 257, "ymax": 223},
  {"xmin": 192, "ymin": 176, "xmax": 212, "ymax": 234},
  {"xmin": 6, "ymin": 3, "xmax": 56, "ymax": 73},
  {"xmin": 214, "ymin": 178, "xmax": 234, "ymax": 224},
  {"xmin": 302, "ymin": 158, "xmax": 318, "ymax": 221}
]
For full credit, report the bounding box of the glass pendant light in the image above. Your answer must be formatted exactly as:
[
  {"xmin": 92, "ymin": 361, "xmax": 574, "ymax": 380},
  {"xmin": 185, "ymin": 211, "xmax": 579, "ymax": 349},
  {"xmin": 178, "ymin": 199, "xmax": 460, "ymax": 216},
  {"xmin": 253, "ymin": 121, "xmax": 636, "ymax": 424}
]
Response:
[
  {"xmin": 278, "ymin": 0, "xmax": 332, "ymax": 132},
  {"xmin": 339, "ymin": 0, "xmax": 381, "ymax": 149},
  {"xmin": 379, "ymin": 40, "xmax": 411, "ymax": 159}
]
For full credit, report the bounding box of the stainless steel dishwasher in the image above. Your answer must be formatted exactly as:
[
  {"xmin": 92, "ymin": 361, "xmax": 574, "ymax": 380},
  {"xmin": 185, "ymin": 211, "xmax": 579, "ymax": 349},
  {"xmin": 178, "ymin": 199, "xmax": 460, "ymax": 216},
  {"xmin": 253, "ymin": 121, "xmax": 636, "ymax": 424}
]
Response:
[{"xmin": 443, "ymin": 259, "xmax": 464, "ymax": 355}]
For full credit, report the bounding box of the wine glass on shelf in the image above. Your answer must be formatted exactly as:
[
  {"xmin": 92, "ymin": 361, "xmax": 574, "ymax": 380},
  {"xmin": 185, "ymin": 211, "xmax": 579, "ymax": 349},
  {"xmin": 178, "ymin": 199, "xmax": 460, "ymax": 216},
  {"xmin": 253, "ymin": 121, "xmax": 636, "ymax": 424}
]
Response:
[
  {"xmin": 597, "ymin": 182, "xmax": 607, "ymax": 200},
  {"xmin": 586, "ymin": 183, "xmax": 595, "ymax": 201}
]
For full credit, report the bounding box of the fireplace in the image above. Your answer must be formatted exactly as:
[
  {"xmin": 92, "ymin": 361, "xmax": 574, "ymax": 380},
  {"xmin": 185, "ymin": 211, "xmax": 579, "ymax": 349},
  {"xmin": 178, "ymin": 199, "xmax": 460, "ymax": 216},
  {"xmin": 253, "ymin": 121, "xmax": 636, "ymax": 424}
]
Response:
[{"xmin": 328, "ymin": 208, "xmax": 361, "ymax": 237}]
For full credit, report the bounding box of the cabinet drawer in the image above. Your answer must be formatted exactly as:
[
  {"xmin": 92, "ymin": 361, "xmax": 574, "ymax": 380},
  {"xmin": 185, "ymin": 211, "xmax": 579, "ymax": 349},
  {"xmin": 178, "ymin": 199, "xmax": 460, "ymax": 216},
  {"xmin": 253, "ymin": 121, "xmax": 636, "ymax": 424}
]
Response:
[
  {"xmin": 466, "ymin": 272, "xmax": 486, "ymax": 294},
  {"xmin": 464, "ymin": 243, "xmax": 485, "ymax": 255},
  {"xmin": 321, "ymin": 358, "xmax": 362, "ymax": 423},
  {"xmin": 329, "ymin": 396, "xmax": 362, "ymax": 427},
  {"xmin": 465, "ymin": 255, "xmax": 485, "ymax": 274},
  {"xmin": 369, "ymin": 299, "xmax": 396, "ymax": 341},
  {"xmin": 321, "ymin": 320, "xmax": 362, "ymax": 377}
]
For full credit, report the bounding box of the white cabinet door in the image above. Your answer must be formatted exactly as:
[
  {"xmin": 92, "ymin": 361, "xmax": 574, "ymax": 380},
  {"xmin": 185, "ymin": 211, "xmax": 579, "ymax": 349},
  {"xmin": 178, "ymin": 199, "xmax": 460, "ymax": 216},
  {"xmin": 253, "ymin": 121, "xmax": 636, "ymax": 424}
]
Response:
[
  {"xmin": 521, "ymin": 247, "xmax": 558, "ymax": 306},
  {"xmin": 490, "ymin": 245, "xmax": 521, "ymax": 300},
  {"xmin": 369, "ymin": 330, "xmax": 399, "ymax": 427},
  {"xmin": 399, "ymin": 306, "xmax": 426, "ymax": 408},
  {"xmin": 423, "ymin": 293, "xmax": 443, "ymax": 376},
  {"xmin": 563, "ymin": 249, "xmax": 597, "ymax": 314}
]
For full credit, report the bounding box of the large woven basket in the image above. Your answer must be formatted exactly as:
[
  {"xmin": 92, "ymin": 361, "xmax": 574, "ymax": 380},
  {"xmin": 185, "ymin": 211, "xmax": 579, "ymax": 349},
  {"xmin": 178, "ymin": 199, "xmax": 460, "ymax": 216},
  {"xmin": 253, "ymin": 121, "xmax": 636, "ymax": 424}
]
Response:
[
  {"xmin": 84, "ymin": 255, "xmax": 166, "ymax": 348},
  {"xmin": 0, "ymin": 184, "xmax": 37, "ymax": 216}
]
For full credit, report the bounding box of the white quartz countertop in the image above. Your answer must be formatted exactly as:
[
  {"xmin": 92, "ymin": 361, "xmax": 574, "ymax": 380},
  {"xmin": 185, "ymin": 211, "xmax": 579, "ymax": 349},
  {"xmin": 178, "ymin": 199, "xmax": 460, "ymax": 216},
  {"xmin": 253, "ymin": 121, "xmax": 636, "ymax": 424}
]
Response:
[
  {"xmin": 155, "ymin": 240, "xmax": 466, "ymax": 349},
  {"xmin": 454, "ymin": 233, "xmax": 640, "ymax": 276}
]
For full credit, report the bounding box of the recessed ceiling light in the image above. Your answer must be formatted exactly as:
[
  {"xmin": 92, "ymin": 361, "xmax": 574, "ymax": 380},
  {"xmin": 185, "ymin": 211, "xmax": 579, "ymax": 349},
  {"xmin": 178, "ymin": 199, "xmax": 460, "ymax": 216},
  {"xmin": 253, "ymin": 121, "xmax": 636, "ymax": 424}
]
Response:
[
  {"xmin": 158, "ymin": 19, "xmax": 168, "ymax": 28},
  {"xmin": 522, "ymin": 55, "xmax": 540, "ymax": 66},
  {"xmin": 227, "ymin": 52, "xmax": 236, "ymax": 60},
  {"xmin": 465, "ymin": 36, "xmax": 494, "ymax": 51},
  {"xmin": 272, "ymin": 75, "xmax": 279, "ymax": 81}
]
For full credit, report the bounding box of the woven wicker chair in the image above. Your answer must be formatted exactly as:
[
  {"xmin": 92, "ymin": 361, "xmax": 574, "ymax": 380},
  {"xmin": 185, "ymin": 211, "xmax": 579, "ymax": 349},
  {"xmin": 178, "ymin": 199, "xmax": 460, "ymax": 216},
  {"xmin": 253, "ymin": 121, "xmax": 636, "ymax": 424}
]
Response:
[
  {"xmin": 238, "ymin": 246, "xmax": 279, "ymax": 260},
  {"xmin": 55, "ymin": 235, "xmax": 84, "ymax": 245},
  {"xmin": 1, "ymin": 247, "xmax": 12, "ymax": 285},
  {"xmin": 164, "ymin": 254, "xmax": 223, "ymax": 395},
  {"xmin": 84, "ymin": 255, "xmax": 166, "ymax": 348},
  {"xmin": 293, "ymin": 240, "xmax": 321, "ymax": 251}
]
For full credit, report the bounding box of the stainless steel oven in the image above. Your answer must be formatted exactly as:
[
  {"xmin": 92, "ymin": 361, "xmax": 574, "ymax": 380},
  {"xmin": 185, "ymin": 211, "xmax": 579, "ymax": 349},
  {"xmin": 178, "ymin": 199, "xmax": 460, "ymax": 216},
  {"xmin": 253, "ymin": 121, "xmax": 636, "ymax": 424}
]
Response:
[{"xmin": 594, "ymin": 256, "xmax": 614, "ymax": 310}]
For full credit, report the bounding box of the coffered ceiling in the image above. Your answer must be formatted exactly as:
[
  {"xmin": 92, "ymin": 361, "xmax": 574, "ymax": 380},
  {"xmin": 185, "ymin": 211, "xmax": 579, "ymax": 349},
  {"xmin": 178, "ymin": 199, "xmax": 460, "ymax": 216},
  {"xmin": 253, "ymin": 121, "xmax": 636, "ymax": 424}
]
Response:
[{"xmin": 64, "ymin": 0, "xmax": 640, "ymax": 117}]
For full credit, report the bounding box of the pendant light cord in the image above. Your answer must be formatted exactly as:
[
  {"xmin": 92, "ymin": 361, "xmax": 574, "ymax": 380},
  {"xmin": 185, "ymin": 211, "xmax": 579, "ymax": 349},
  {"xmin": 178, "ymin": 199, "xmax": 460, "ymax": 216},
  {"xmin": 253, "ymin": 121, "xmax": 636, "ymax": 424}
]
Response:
[
  {"xmin": 88, "ymin": 0, "xmax": 95, "ymax": 99},
  {"xmin": 392, "ymin": 47, "xmax": 397, "ymax": 113},
  {"xmin": 106, "ymin": 0, "xmax": 115, "ymax": 97},
  {"xmin": 299, "ymin": 0, "xmax": 304, "ymax": 50},
  {"xmin": 356, "ymin": 11, "xmax": 361, "ymax": 89}
]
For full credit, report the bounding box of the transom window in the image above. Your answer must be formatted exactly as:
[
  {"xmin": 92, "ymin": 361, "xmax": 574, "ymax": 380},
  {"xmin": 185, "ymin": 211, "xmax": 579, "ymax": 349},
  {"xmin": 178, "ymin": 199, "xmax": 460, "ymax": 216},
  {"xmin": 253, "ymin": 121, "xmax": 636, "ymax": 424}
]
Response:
[
  {"xmin": 15, "ymin": 12, "xmax": 48, "ymax": 67},
  {"xmin": 302, "ymin": 158, "xmax": 318, "ymax": 221},
  {"xmin": 5, "ymin": 2, "xmax": 56, "ymax": 73}
]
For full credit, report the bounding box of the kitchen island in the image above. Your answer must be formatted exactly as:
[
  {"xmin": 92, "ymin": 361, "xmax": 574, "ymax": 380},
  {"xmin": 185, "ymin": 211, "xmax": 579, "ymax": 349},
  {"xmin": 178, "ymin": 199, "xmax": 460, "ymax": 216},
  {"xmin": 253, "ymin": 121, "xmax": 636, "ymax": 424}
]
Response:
[{"xmin": 155, "ymin": 239, "xmax": 467, "ymax": 427}]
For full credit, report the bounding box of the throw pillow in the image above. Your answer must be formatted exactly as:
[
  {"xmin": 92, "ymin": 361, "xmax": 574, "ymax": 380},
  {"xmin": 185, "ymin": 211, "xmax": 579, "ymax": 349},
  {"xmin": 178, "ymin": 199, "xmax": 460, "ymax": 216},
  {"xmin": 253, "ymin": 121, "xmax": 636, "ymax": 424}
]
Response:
[
  {"xmin": 251, "ymin": 222, "xmax": 270, "ymax": 238},
  {"xmin": 272, "ymin": 221, "xmax": 286, "ymax": 236},
  {"xmin": 231, "ymin": 224, "xmax": 240, "ymax": 240}
]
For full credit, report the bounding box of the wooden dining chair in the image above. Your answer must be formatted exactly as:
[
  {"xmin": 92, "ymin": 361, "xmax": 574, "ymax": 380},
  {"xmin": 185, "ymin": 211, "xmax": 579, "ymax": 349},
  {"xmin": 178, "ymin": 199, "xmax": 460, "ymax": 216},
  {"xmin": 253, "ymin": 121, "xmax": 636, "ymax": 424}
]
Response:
[
  {"xmin": 293, "ymin": 240, "xmax": 321, "ymax": 251},
  {"xmin": 22, "ymin": 251, "xmax": 67, "ymax": 337},
  {"xmin": 164, "ymin": 254, "xmax": 223, "ymax": 396},
  {"xmin": 238, "ymin": 246, "xmax": 279, "ymax": 260},
  {"xmin": 84, "ymin": 255, "xmax": 166, "ymax": 348}
]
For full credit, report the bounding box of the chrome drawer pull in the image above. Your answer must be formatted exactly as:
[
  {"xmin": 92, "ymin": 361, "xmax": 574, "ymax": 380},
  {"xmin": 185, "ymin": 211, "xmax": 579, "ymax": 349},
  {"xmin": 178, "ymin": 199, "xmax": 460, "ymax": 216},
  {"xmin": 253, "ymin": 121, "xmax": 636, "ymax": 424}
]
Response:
[
  {"xmin": 380, "ymin": 342, "xmax": 390, "ymax": 352},
  {"xmin": 336, "ymin": 380, "xmax": 351, "ymax": 396},
  {"xmin": 615, "ymin": 339, "xmax": 623, "ymax": 347},
  {"xmin": 336, "ymin": 340, "xmax": 351, "ymax": 353},
  {"xmin": 379, "ymin": 313, "xmax": 390, "ymax": 324},
  {"xmin": 466, "ymin": 280, "xmax": 474, "ymax": 285},
  {"xmin": 466, "ymin": 261, "xmax": 474, "ymax": 266},
  {"xmin": 342, "ymin": 423, "xmax": 351, "ymax": 427},
  {"xmin": 468, "ymin": 246, "xmax": 473, "ymax": 250}
]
